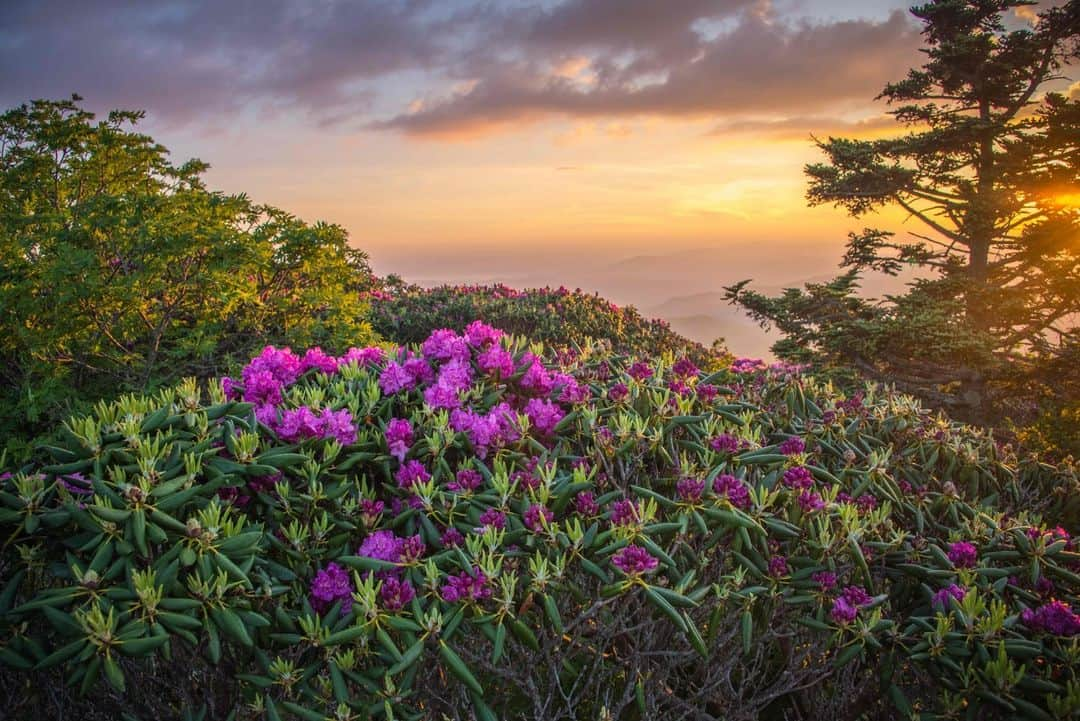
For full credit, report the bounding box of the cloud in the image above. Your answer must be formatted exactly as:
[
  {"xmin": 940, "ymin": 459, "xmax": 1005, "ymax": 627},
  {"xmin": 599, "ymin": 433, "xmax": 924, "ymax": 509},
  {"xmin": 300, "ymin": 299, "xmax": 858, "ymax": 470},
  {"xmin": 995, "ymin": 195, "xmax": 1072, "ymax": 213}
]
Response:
[
  {"xmin": 376, "ymin": 10, "xmax": 923, "ymax": 137},
  {"xmin": 708, "ymin": 114, "xmax": 900, "ymax": 141},
  {"xmin": 0, "ymin": 0, "xmax": 454, "ymax": 122},
  {"xmin": 0, "ymin": 0, "xmax": 921, "ymax": 134}
]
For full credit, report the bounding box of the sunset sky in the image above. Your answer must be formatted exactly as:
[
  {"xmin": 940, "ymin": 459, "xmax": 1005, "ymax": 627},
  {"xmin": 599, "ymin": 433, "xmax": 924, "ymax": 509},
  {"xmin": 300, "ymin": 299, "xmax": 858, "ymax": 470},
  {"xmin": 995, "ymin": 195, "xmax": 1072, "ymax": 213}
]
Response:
[{"xmin": 1, "ymin": 0, "xmax": 1062, "ymax": 355}]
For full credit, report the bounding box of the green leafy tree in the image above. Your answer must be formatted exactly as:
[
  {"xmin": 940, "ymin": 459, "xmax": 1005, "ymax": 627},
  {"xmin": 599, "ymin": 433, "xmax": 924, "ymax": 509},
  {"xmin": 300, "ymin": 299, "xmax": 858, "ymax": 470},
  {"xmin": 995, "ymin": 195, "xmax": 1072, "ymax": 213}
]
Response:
[
  {"xmin": 727, "ymin": 0, "xmax": 1080, "ymax": 428},
  {"xmin": 0, "ymin": 96, "xmax": 378, "ymax": 452}
]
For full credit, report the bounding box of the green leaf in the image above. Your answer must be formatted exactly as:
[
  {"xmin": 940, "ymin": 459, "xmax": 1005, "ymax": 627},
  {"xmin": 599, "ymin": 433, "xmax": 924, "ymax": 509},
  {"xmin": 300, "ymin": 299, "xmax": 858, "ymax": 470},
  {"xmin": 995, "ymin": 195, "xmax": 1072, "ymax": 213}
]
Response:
[{"xmin": 439, "ymin": 640, "xmax": 483, "ymax": 695}]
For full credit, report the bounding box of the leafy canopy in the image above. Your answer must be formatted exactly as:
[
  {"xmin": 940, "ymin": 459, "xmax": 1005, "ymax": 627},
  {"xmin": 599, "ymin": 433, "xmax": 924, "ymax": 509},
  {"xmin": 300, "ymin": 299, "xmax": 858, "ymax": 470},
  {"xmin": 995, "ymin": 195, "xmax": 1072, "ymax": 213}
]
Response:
[{"xmin": 0, "ymin": 96, "xmax": 378, "ymax": 451}]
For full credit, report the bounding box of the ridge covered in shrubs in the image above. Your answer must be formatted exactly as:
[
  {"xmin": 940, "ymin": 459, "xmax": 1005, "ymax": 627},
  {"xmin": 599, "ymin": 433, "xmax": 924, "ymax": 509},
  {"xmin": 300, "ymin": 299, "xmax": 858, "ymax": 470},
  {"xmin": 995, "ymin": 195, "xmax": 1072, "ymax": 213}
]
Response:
[
  {"xmin": 368, "ymin": 282, "xmax": 722, "ymax": 367},
  {"xmin": 0, "ymin": 324, "xmax": 1078, "ymax": 720}
]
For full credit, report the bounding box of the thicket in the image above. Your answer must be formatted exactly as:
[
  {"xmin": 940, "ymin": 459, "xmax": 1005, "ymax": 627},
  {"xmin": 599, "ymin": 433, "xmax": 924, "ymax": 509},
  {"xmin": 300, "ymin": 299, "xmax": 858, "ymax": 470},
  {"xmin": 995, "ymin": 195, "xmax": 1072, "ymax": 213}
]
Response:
[
  {"xmin": 0, "ymin": 324, "xmax": 1077, "ymax": 720},
  {"xmin": 0, "ymin": 97, "xmax": 380, "ymax": 459},
  {"xmin": 369, "ymin": 282, "xmax": 722, "ymax": 368}
]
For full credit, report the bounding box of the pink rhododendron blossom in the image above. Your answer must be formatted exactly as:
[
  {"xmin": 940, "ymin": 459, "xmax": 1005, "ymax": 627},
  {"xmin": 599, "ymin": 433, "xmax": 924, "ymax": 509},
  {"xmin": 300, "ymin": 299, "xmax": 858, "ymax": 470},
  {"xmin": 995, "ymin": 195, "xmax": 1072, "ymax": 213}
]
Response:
[
  {"xmin": 478, "ymin": 345, "xmax": 514, "ymax": 378},
  {"xmin": 310, "ymin": 563, "xmax": 353, "ymax": 614},
  {"xmin": 379, "ymin": 362, "xmax": 415, "ymax": 395},
  {"xmin": 340, "ymin": 346, "xmax": 386, "ymax": 368},
  {"xmin": 378, "ymin": 578, "xmax": 415, "ymax": 613},
  {"xmin": 947, "ymin": 541, "xmax": 978, "ymax": 568},
  {"xmin": 301, "ymin": 347, "xmax": 339, "ymax": 375},
  {"xmin": 465, "ymin": 320, "xmax": 503, "ymax": 347},
  {"xmin": 395, "ymin": 460, "xmax": 431, "ymax": 489},
  {"xmin": 441, "ymin": 567, "xmax": 491, "ymax": 603},
  {"xmin": 525, "ymin": 398, "xmax": 564, "ymax": 435},
  {"xmin": 612, "ymin": 545, "xmax": 658, "ymax": 576},
  {"xmin": 385, "ymin": 418, "xmax": 413, "ymax": 462}
]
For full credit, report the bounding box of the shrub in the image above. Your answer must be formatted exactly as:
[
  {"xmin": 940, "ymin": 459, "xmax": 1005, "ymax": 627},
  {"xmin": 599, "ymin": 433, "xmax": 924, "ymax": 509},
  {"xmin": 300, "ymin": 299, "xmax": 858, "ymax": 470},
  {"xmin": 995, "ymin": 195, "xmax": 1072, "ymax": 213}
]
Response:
[
  {"xmin": 369, "ymin": 282, "xmax": 724, "ymax": 368},
  {"xmin": 0, "ymin": 324, "xmax": 1078, "ymax": 720},
  {"xmin": 0, "ymin": 97, "xmax": 380, "ymax": 457}
]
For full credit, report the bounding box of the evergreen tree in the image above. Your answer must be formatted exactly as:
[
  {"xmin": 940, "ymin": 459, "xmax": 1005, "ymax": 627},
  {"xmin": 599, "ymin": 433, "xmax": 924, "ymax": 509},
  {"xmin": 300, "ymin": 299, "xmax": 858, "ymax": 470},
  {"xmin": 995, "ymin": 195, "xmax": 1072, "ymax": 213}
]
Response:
[{"xmin": 728, "ymin": 0, "xmax": 1080, "ymax": 428}]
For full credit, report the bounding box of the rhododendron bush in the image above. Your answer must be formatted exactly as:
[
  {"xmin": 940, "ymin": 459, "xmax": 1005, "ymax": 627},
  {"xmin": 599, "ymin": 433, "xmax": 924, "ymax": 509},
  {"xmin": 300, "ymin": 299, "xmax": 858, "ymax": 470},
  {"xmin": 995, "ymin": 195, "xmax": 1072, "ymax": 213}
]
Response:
[
  {"xmin": 368, "ymin": 282, "xmax": 723, "ymax": 369},
  {"xmin": 1, "ymin": 323, "xmax": 1079, "ymax": 720}
]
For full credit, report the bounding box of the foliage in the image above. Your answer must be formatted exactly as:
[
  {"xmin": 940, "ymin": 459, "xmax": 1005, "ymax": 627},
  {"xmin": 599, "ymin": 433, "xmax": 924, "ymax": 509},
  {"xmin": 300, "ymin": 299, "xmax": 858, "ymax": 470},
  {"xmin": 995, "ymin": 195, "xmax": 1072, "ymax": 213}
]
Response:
[
  {"xmin": 0, "ymin": 96, "xmax": 380, "ymax": 456},
  {"xmin": 369, "ymin": 281, "xmax": 726, "ymax": 369},
  {"xmin": 726, "ymin": 0, "xmax": 1080, "ymax": 431},
  {"xmin": 1, "ymin": 324, "xmax": 1078, "ymax": 720}
]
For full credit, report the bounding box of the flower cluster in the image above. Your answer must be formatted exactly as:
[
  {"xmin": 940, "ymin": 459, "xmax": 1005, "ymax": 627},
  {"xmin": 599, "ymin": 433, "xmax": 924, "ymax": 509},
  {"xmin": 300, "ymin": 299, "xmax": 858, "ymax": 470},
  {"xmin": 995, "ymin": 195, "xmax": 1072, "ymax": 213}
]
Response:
[
  {"xmin": 441, "ymin": 568, "xmax": 492, "ymax": 603},
  {"xmin": 612, "ymin": 545, "xmax": 659, "ymax": 576},
  {"xmin": 310, "ymin": 563, "xmax": 353, "ymax": 614},
  {"xmin": 947, "ymin": 541, "xmax": 978, "ymax": 569},
  {"xmin": 1021, "ymin": 601, "xmax": 1080, "ymax": 637}
]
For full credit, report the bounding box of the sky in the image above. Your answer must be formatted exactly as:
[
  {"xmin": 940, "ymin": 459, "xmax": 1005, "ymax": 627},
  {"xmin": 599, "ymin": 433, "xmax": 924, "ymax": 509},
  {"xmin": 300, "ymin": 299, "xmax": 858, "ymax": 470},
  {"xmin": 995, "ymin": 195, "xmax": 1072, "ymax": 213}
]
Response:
[{"xmin": 0, "ymin": 0, "xmax": 1063, "ymax": 356}]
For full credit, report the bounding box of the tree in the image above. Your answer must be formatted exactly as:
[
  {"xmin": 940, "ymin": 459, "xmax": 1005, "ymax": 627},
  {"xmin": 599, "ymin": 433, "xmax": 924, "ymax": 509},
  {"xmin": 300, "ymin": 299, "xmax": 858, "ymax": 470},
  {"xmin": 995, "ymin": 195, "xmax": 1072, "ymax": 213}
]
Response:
[
  {"xmin": 0, "ymin": 96, "xmax": 379, "ymax": 452},
  {"xmin": 727, "ymin": 0, "xmax": 1080, "ymax": 427}
]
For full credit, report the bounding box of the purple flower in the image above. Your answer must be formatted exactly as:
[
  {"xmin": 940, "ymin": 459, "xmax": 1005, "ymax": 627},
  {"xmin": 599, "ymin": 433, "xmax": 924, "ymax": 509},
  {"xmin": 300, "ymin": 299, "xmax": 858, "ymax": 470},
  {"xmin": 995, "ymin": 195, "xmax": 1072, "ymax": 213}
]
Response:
[
  {"xmin": 358, "ymin": 530, "xmax": 403, "ymax": 563},
  {"xmin": 478, "ymin": 345, "xmax": 514, "ymax": 378},
  {"xmin": 520, "ymin": 357, "xmax": 555, "ymax": 395},
  {"xmin": 713, "ymin": 474, "xmax": 751, "ymax": 510},
  {"xmin": 668, "ymin": 379, "xmax": 692, "ymax": 397},
  {"xmin": 395, "ymin": 460, "xmax": 431, "ymax": 490},
  {"xmin": 424, "ymin": 381, "xmax": 463, "ymax": 410},
  {"xmin": 441, "ymin": 527, "xmax": 465, "ymax": 547},
  {"xmin": 778, "ymin": 436, "xmax": 806, "ymax": 456},
  {"xmin": 339, "ymin": 346, "xmax": 386, "ymax": 368},
  {"xmin": 465, "ymin": 320, "xmax": 503, "ymax": 348},
  {"xmin": 423, "ymin": 329, "xmax": 470, "ymax": 363},
  {"xmin": 697, "ymin": 384, "xmax": 719, "ymax": 403},
  {"xmin": 841, "ymin": 586, "xmax": 872, "ymax": 607},
  {"xmin": 398, "ymin": 534, "xmax": 426, "ymax": 563},
  {"xmin": 575, "ymin": 491, "xmax": 599, "ymax": 516},
  {"xmin": 612, "ymin": 545, "xmax": 659, "ymax": 576},
  {"xmin": 672, "ymin": 357, "xmax": 700, "ymax": 378},
  {"xmin": 768, "ymin": 556, "xmax": 789, "ymax": 578},
  {"xmin": 782, "ymin": 466, "xmax": 814, "ymax": 490},
  {"xmin": 477, "ymin": 508, "xmax": 506, "ymax": 531},
  {"xmin": 609, "ymin": 499, "xmax": 640, "ymax": 526},
  {"xmin": 442, "ymin": 567, "xmax": 492, "ymax": 603},
  {"xmin": 319, "ymin": 408, "xmax": 357, "ymax": 446},
  {"xmin": 277, "ymin": 406, "xmax": 322, "ymax": 443},
  {"xmin": 359, "ymin": 499, "xmax": 384, "ymax": 527},
  {"xmin": 798, "ymin": 491, "xmax": 825, "ymax": 513},
  {"xmin": 947, "ymin": 541, "xmax": 977, "ymax": 569},
  {"xmin": 403, "ymin": 355, "xmax": 434, "ymax": 385},
  {"xmin": 301, "ymin": 347, "xmax": 339, "ymax": 375},
  {"xmin": 447, "ymin": 468, "xmax": 483, "ymax": 493},
  {"xmin": 554, "ymin": 374, "xmax": 589, "ymax": 404},
  {"xmin": 608, "ymin": 383, "xmax": 629, "ymax": 402},
  {"xmin": 379, "ymin": 362, "xmax": 416, "ymax": 395},
  {"xmin": 677, "ymin": 477, "xmax": 705, "ymax": 503},
  {"xmin": 242, "ymin": 368, "xmax": 284, "ymax": 406},
  {"xmin": 379, "ymin": 578, "xmax": 415, "ymax": 613},
  {"xmin": 855, "ymin": 494, "xmax": 877, "ymax": 512},
  {"xmin": 812, "ymin": 571, "xmax": 837, "ymax": 591},
  {"xmin": 710, "ymin": 434, "xmax": 740, "ymax": 454},
  {"xmin": 627, "ymin": 361, "xmax": 653, "ymax": 381},
  {"xmin": 524, "ymin": 504, "xmax": 555, "ymax": 532},
  {"xmin": 730, "ymin": 358, "xmax": 766, "ymax": 374},
  {"xmin": 244, "ymin": 346, "xmax": 301, "ymax": 387},
  {"xmin": 1021, "ymin": 600, "xmax": 1080, "ymax": 637},
  {"xmin": 221, "ymin": 377, "xmax": 242, "ymax": 401},
  {"xmin": 830, "ymin": 597, "xmax": 858, "ymax": 625},
  {"xmin": 385, "ymin": 418, "xmax": 414, "ymax": 462},
  {"xmin": 931, "ymin": 584, "xmax": 966, "ymax": 611},
  {"xmin": 525, "ymin": 398, "xmax": 565, "ymax": 436},
  {"xmin": 255, "ymin": 403, "xmax": 278, "ymax": 428},
  {"xmin": 310, "ymin": 563, "xmax": 353, "ymax": 614}
]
